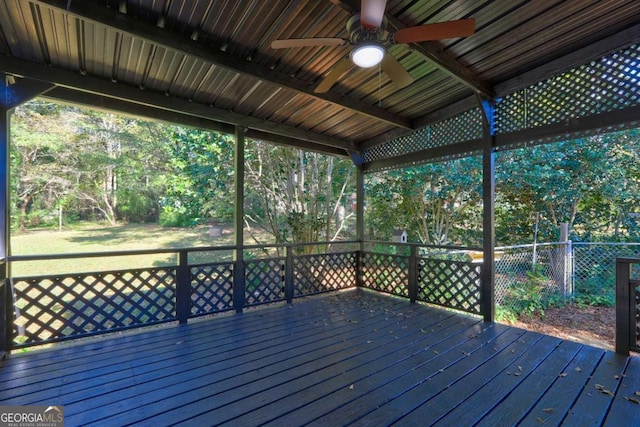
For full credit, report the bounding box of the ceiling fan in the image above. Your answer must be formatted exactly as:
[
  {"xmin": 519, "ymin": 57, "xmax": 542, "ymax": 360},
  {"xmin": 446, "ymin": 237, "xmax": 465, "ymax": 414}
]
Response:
[{"xmin": 270, "ymin": 0, "xmax": 475, "ymax": 93}]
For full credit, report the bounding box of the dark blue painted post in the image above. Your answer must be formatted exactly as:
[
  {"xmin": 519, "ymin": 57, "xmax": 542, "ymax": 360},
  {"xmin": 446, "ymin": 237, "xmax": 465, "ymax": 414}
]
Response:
[
  {"xmin": 615, "ymin": 258, "xmax": 632, "ymax": 355},
  {"xmin": 0, "ymin": 77, "xmax": 54, "ymax": 357},
  {"xmin": 355, "ymin": 167, "xmax": 365, "ymax": 288},
  {"xmin": 175, "ymin": 250, "xmax": 190, "ymax": 324},
  {"xmin": 233, "ymin": 126, "xmax": 246, "ymax": 313},
  {"xmin": 285, "ymin": 245, "xmax": 294, "ymax": 303},
  {"xmin": 408, "ymin": 245, "xmax": 418, "ymax": 303},
  {"xmin": 480, "ymin": 97, "xmax": 496, "ymax": 322}
]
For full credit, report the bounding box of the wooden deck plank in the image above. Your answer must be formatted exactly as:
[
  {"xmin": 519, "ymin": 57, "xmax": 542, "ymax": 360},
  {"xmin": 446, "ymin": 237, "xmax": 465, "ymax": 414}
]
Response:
[
  {"xmin": 349, "ymin": 330, "xmax": 547, "ymax": 426},
  {"xmin": 603, "ymin": 355, "xmax": 640, "ymax": 426},
  {"xmin": 245, "ymin": 316, "xmax": 494, "ymax": 427},
  {"xmin": 513, "ymin": 344, "xmax": 605, "ymax": 426},
  {"xmin": 388, "ymin": 335, "xmax": 542, "ymax": 425},
  {"xmin": 0, "ymin": 289, "xmax": 638, "ymax": 426},
  {"xmin": 561, "ymin": 351, "xmax": 629, "ymax": 426},
  {"xmin": 304, "ymin": 326, "xmax": 525, "ymax": 426},
  {"xmin": 65, "ymin": 293, "xmax": 418, "ymax": 425},
  {"xmin": 471, "ymin": 339, "xmax": 584, "ymax": 426},
  {"xmin": 91, "ymin": 295, "xmax": 451, "ymax": 426},
  {"xmin": 184, "ymin": 311, "xmax": 478, "ymax": 426},
  {"xmin": 2, "ymin": 295, "xmax": 399, "ymax": 404}
]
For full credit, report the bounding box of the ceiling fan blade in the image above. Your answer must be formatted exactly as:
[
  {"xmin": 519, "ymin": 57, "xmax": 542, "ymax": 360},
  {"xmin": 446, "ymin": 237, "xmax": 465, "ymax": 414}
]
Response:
[
  {"xmin": 314, "ymin": 57, "xmax": 353, "ymax": 93},
  {"xmin": 381, "ymin": 54, "xmax": 413, "ymax": 88},
  {"xmin": 361, "ymin": 0, "xmax": 387, "ymax": 28},
  {"xmin": 271, "ymin": 38, "xmax": 346, "ymax": 49},
  {"xmin": 393, "ymin": 19, "xmax": 476, "ymax": 44}
]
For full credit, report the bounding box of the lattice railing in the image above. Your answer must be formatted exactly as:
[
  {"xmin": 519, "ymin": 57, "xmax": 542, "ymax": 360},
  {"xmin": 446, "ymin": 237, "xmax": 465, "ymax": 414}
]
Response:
[
  {"xmin": 7, "ymin": 241, "xmax": 485, "ymax": 349},
  {"xmin": 361, "ymin": 252, "xmax": 409, "ymax": 297},
  {"xmin": 244, "ymin": 257, "xmax": 286, "ymax": 306},
  {"xmin": 417, "ymin": 258, "xmax": 481, "ymax": 315},
  {"xmin": 294, "ymin": 252, "xmax": 356, "ymax": 297},
  {"xmin": 190, "ymin": 262, "xmax": 234, "ymax": 317},
  {"xmin": 12, "ymin": 267, "xmax": 176, "ymax": 346}
]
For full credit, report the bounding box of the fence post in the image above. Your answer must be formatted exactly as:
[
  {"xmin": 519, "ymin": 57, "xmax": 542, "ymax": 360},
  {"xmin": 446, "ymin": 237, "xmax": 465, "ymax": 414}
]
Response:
[
  {"xmin": 565, "ymin": 240, "xmax": 573, "ymax": 298},
  {"xmin": 408, "ymin": 245, "xmax": 418, "ymax": 303},
  {"xmin": 175, "ymin": 250, "xmax": 191, "ymax": 324},
  {"xmin": 285, "ymin": 245, "xmax": 294, "ymax": 303},
  {"xmin": 615, "ymin": 258, "xmax": 632, "ymax": 355}
]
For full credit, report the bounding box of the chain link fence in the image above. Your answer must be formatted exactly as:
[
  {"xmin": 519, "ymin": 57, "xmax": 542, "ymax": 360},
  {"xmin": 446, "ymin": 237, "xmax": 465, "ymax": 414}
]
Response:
[
  {"xmin": 495, "ymin": 243, "xmax": 571, "ymax": 307},
  {"xmin": 573, "ymin": 243, "xmax": 640, "ymax": 303},
  {"xmin": 495, "ymin": 241, "xmax": 640, "ymax": 317}
]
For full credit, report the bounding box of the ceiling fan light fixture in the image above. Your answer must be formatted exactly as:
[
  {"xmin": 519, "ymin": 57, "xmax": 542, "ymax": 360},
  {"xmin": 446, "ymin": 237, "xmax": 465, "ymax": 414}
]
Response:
[{"xmin": 351, "ymin": 43, "xmax": 385, "ymax": 68}]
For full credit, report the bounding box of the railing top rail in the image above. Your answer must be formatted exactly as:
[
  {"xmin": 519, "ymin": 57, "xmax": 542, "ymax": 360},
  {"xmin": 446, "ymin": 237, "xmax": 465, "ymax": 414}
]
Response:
[
  {"xmin": 575, "ymin": 242, "xmax": 640, "ymax": 247},
  {"xmin": 362, "ymin": 240, "xmax": 482, "ymax": 251},
  {"xmin": 495, "ymin": 242, "xmax": 569, "ymax": 250},
  {"xmin": 8, "ymin": 240, "xmax": 361, "ymax": 262},
  {"xmin": 616, "ymin": 257, "xmax": 640, "ymax": 263}
]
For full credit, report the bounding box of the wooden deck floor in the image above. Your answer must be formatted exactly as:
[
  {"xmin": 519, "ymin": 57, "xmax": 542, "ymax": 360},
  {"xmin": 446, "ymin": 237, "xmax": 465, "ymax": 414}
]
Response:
[{"xmin": 1, "ymin": 289, "xmax": 639, "ymax": 426}]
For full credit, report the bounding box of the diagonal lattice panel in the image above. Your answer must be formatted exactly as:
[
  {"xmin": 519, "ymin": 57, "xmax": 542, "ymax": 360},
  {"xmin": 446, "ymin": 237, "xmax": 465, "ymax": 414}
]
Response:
[
  {"xmin": 418, "ymin": 258, "xmax": 481, "ymax": 315},
  {"xmin": 293, "ymin": 252, "xmax": 356, "ymax": 297},
  {"xmin": 12, "ymin": 267, "xmax": 176, "ymax": 347},
  {"xmin": 361, "ymin": 252, "xmax": 409, "ymax": 297},
  {"xmin": 363, "ymin": 108, "xmax": 483, "ymax": 166},
  {"xmin": 496, "ymin": 44, "xmax": 640, "ymax": 138},
  {"xmin": 190, "ymin": 262, "xmax": 234, "ymax": 316},
  {"xmin": 244, "ymin": 258, "xmax": 285, "ymax": 306}
]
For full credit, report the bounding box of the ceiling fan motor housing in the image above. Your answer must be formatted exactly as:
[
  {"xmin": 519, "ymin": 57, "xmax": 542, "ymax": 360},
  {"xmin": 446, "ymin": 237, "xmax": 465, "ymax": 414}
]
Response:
[{"xmin": 347, "ymin": 13, "xmax": 389, "ymax": 45}]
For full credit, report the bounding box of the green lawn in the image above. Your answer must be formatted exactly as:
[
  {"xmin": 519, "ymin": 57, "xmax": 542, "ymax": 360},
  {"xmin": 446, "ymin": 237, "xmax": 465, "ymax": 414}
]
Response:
[{"xmin": 10, "ymin": 223, "xmax": 238, "ymax": 276}]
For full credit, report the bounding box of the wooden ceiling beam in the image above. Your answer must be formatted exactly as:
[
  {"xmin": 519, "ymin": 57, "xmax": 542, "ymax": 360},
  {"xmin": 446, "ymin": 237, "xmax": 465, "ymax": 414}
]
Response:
[
  {"xmin": 0, "ymin": 56, "xmax": 354, "ymax": 151},
  {"xmin": 32, "ymin": 0, "xmax": 412, "ymax": 130}
]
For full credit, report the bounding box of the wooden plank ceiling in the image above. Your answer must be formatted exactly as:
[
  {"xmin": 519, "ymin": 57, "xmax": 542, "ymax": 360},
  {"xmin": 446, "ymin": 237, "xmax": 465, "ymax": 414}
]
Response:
[{"xmin": 0, "ymin": 0, "xmax": 639, "ymax": 159}]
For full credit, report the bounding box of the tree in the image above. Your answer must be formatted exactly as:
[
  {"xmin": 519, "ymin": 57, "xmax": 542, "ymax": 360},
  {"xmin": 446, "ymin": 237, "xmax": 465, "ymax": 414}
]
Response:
[
  {"xmin": 160, "ymin": 128, "xmax": 235, "ymax": 226},
  {"xmin": 244, "ymin": 140, "xmax": 355, "ymax": 249},
  {"xmin": 366, "ymin": 157, "xmax": 483, "ymax": 245},
  {"xmin": 11, "ymin": 101, "xmax": 78, "ymax": 231},
  {"xmin": 496, "ymin": 131, "xmax": 640, "ymax": 244}
]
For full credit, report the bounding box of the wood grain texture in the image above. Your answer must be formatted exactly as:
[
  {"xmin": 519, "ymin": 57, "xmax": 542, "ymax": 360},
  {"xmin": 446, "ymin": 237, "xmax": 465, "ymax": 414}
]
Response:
[{"xmin": 0, "ymin": 289, "xmax": 638, "ymax": 426}]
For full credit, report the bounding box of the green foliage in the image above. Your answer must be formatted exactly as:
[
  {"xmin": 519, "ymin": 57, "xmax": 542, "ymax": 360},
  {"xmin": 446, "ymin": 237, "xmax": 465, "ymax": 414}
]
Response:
[
  {"xmin": 496, "ymin": 265, "xmax": 564, "ymax": 322},
  {"xmin": 574, "ymin": 275, "xmax": 615, "ymax": 307},
  {"xmin": 496, "ymin": 132, "xmax": 640, "ymax": 244},
  {"xmin": 365, "ymin": 156, "xmax": 482, "ymax": 245},
  {"xmin": 160, "ymin": 128, "xmax": 235, "ymax": 226}
]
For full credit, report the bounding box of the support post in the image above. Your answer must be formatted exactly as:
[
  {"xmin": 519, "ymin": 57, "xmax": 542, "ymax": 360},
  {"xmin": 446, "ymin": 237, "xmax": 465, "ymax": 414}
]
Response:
[
  {"xmin": 408, "ymin": 245, "xmax": 418, "ymax": 303},
  {"xmin": 233, "ymin": 126, "xmax": 246, "ymax": 313},
  {"xmin": 615, "ymin": 258, "xmax": 633, "ymax": 355},
  {"xmin": 0, "ymin": 76, "xmax": 55, "ymax": 356},
  {"xmin": 0, "ymin": 105, "xmax": 9, "ymax": 357},
  {"xmin": 479, "ymin": 97, "xmax": 496, "ymax": 322},
  {"xmin": 175, "ymin": 250, "xmax": 190, "ymax": 324},
  {"xmin": 355, "ymin": 166, "xmax": 365, "ymax": 288},
  {"xmin": 285, "ymin": 245, "xmax": 294, "ymax": 303}
]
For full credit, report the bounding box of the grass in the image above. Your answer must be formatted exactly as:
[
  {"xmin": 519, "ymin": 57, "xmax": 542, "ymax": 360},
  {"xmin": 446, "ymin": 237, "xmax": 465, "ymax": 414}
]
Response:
[{"xmin": 10, "ymin": 223, "xmax": 239, "ymax": 276}]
